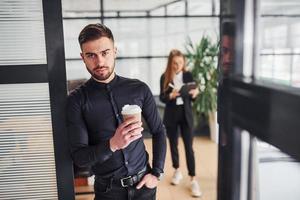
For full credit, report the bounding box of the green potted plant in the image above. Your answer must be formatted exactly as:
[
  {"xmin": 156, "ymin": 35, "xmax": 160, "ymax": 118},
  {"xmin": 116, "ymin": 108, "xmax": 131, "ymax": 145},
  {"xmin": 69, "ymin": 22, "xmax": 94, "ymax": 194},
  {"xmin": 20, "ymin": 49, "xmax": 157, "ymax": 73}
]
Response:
[{"xmin": 185, "ymin": 36, "xmax": 219, "ymax": 142}]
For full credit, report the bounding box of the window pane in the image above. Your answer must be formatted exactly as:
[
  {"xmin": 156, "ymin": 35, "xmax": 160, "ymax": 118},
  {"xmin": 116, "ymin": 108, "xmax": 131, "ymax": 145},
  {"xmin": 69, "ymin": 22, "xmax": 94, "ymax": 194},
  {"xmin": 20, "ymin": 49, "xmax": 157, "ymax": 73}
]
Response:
[
  {"xmin": 255, "ymin": 139, "xmax": 300, "ymax": 200},
  {"xmin": 0, "ymin": 83, "xmax": 58, "ymax": 199},
  {"xmin": 292, "ymin": 55, "xmax": 300, "ymax": 87},
  {"xmin": 188, "ymin": 0, "xmax": 215, "ymax": 15},
  {"xmin": 167, "ymin": 1, "xmax": 185, "ymax": 16},
  {"xmin": 105, "ymin": 18, "xmax": 219, "ymax": 57},
  {"xmin": 0, "ymin": 0, "xmax": 46, "ymax": 65},
  {"xmin": 256, "ymin": 1, "xmax": 300, "ymax": 88},
  {"xmin": 260, "ymin": 0, "xmax": 300, "ymax": 15},
  {"xmin": 115, "ymin": 58, "xmax": 166, "ymax": 95},
  {"xmin": 63, "ymin": 17, "xmax": 219, "ymax": 95}
]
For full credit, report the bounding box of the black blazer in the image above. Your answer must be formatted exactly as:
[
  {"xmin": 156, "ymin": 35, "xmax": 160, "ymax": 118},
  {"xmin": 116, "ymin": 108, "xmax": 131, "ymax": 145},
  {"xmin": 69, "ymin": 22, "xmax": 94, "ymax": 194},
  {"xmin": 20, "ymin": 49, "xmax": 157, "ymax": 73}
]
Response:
[{"xmin": 159, "ymin": 71, "xmax": 195, "ymax": 129}]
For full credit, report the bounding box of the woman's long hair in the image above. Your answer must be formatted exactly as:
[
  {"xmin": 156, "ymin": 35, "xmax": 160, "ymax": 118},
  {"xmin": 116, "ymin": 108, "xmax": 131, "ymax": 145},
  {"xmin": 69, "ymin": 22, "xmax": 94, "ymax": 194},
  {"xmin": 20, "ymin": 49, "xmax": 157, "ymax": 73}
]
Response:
[{"xmin": 163, "ymin": 49, "xmax": 187, "ymax": 91}]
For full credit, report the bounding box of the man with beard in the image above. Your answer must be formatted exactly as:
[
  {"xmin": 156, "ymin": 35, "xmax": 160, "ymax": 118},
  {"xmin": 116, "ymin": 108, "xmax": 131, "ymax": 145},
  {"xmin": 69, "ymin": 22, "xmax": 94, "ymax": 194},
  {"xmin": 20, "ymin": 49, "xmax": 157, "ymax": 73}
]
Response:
[
  {"xmin": 67, "ymin": 23, "xmax": 166, "ymax": 200},
  {"xmin": 218, "ymin": 21, "xmax": 235, "ymax": 141},
  {"xmin": 220, "ymin": 22, "xmax": 235, "ymax": 78},
  {"xmin": 217, "ymin": 21, "xmax": 235, "ymax": 199}
]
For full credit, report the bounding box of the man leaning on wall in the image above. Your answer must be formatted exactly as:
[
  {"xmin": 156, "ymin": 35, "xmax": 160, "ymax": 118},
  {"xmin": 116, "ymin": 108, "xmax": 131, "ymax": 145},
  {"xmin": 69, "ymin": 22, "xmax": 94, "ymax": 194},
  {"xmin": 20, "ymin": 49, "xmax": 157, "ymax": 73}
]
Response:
[{"xmin": 66, "ymin": 23, "xmax": 166, "ymax": 200}]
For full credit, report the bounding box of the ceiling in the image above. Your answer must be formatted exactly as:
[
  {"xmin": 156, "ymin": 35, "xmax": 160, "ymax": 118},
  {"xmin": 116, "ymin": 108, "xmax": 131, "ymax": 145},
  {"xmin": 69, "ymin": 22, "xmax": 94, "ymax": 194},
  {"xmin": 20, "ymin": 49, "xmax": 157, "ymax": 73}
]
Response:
[
  {"xmin": 62, "ymin": 0, "xmax": 179, "ymax": 12},
  {"xmin": 61, "ymin": 0, "xmax": 300, "ymax": 16}
]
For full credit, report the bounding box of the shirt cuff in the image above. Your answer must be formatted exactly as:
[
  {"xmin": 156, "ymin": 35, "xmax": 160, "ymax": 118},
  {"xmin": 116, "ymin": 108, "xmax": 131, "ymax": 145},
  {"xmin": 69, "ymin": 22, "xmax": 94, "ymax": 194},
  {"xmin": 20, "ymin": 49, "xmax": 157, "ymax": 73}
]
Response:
[
  {"xmin": 151, "ymin": 167, "xmax": 163, "ymax": 174},
  {"xmin": 94, "ymin": 140, "xmax": 113, "ymax": 162}
]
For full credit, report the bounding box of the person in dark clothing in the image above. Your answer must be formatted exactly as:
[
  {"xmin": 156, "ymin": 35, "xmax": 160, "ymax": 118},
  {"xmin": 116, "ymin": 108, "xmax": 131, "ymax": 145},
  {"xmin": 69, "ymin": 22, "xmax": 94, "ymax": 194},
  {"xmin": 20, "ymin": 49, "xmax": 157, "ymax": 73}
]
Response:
[
  {"xmin": 220, "ymin": 22, "xmax": 235, "ymax": 78},
  {"xmin": 67, "ymin": 23, "xmax": 166, "ymax": 200},
  {"xmin": 217, "ymin": 21, "xmax": 236, "ymax": 200},
  {"xmin": 159, "ymin": 49, "xmax": 201, "ymax": 197}
]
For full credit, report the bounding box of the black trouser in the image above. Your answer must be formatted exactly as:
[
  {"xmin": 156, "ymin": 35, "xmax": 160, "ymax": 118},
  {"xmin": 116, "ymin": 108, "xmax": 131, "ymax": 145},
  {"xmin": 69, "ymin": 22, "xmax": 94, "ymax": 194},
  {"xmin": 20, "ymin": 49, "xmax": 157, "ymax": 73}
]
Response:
[
  {"xmin": 166, "ymin": 105, "xmax": 196, "ymax": 176},
  {"xmin": 94, "ymin": 171, "xmax": 156, "ymax": 200}
]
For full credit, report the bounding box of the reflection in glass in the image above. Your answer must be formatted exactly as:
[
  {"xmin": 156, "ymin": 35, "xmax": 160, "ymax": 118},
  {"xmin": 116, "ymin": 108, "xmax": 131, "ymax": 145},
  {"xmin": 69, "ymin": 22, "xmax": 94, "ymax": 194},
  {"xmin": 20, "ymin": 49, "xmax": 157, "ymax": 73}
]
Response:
[
  {"xmin": 218, "ymin": 21, "xmax": 236, "ymax": 148},
  {"xmin": 220, "ymin": 0, "xmax": 236, "ymax": 15},
  {"xmin": 220, "ymin": 22, "xmax": 235, "ymax": 78}
]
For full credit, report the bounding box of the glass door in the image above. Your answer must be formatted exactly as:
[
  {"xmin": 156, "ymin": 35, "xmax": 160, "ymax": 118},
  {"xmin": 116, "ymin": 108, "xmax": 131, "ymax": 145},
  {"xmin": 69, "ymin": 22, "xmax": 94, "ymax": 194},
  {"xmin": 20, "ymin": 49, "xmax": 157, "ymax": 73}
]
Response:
[{"xmin": 218, "ymin": 0, "xmax": 300, "ymax": 200}]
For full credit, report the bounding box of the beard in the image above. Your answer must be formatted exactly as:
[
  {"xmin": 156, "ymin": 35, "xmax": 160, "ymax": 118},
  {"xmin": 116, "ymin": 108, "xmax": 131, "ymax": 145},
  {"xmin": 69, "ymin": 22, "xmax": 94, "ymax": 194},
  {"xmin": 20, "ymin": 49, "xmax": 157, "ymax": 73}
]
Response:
[
  {"xmin": 87, "ymin": 63, "xmax": 115, "ymax": 82},
  {"xmin": 222, "ymin": 62, "xmax": 232, "ymax": 76}
]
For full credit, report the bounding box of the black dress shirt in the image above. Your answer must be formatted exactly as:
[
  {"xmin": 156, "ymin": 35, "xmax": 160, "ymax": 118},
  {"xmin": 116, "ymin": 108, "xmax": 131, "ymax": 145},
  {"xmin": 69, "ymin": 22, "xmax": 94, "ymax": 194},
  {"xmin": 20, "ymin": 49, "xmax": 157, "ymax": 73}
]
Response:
[{"xmin": 67, "ymin": 75, "xmax": 166, "ymax": 178}]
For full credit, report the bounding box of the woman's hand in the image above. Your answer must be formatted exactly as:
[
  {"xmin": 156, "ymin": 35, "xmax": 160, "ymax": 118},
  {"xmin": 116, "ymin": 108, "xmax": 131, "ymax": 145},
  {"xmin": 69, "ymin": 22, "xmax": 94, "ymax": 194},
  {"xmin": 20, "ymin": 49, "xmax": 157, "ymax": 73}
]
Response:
[
  {"xmin": 169, "ymin": 89, "xmax": 180, "ymax": 99},
  {"xmin": 189, "ymin": 88, "xmax": 199, "ymax": 99}
]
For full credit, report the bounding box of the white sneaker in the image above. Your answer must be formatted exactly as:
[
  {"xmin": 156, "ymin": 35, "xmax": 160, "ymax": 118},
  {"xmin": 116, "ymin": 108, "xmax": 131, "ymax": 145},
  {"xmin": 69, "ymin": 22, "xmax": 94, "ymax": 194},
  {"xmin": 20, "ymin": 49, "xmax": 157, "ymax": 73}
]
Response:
[
  {"xmin": 191, "ymin": 180, "xmax": 202, "ymax": 197},
  {"xmin": 171, "ymin": 170, "xmax": 183, "ymax": 185}
]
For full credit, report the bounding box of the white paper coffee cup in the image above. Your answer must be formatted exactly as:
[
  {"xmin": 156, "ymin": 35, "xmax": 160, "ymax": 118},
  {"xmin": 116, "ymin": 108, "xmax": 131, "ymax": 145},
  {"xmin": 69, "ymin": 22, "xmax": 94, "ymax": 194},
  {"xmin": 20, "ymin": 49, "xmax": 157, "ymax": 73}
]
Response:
[{"xmin": 121, "ymin": 104, "xmax": 142, "ymax": 122}]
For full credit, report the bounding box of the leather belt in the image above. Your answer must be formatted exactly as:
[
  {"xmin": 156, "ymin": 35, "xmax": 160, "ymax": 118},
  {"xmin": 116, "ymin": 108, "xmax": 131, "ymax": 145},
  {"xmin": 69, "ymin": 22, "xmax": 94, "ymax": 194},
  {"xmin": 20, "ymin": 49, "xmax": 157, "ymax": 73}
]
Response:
[{"xmin": 119, "ymin": 167, "xmax": 147, "ymax": 187}]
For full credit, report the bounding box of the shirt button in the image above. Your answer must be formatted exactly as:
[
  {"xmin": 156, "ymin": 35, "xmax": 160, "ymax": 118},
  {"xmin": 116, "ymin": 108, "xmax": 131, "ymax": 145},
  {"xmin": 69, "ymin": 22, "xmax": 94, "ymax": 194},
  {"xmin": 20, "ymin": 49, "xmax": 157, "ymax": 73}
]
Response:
[{"xmin": 125, "ymin": 161, "xmax": 129, "ymax": 165}]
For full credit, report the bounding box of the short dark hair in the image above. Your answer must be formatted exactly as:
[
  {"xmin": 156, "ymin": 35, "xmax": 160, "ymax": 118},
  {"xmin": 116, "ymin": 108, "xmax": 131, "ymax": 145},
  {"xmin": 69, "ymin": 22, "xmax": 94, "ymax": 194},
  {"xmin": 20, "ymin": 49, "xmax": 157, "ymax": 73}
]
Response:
[
  {"xmin": 78, "ymin": 23, "xmax": 114, "ymax": 47},
  {"xmin": 222, "ymin": 22, "xmax": 235, "ymax": 37}
]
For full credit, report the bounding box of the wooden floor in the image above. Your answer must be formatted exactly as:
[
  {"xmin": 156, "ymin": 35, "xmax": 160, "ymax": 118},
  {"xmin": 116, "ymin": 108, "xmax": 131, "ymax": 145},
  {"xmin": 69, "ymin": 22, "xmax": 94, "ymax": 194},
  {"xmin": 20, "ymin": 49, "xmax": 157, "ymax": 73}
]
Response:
[{"xmin": 75, "ymin": 136, "xmax": 218, "ymax": 200}]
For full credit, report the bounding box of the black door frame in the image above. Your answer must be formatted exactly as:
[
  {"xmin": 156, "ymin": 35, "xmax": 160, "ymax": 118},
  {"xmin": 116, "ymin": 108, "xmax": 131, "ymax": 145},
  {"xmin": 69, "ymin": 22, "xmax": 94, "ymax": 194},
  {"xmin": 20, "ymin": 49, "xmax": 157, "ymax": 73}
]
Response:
[{"xmin": 43, "ymin": 0, "xmax": 74, "ymax": 199}]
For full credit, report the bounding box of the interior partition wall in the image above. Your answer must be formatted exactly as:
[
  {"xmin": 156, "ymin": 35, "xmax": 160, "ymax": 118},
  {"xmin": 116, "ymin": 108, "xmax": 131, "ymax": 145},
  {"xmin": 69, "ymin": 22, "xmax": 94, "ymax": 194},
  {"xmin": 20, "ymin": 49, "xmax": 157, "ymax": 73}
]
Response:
[{"xmin": 0, "ymin": 0, "xmax": 74, "ymax": 199}]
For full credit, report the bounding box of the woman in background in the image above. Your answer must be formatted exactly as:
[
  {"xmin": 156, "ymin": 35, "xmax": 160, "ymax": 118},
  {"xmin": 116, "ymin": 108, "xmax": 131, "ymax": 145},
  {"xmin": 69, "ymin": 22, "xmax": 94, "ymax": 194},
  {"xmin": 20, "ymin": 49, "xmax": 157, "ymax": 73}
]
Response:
[{"xmin": 159, "ymin": 49, "xmax": 201, "ymax": 197}]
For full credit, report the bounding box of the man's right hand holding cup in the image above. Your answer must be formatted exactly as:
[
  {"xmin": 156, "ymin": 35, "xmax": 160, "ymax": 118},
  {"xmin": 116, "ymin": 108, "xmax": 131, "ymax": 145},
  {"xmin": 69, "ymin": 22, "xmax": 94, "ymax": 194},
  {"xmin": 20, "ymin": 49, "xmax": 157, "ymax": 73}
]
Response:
[{"xmin": 109, "ymin": 105, "xmax": 143, "ymax": 152}]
